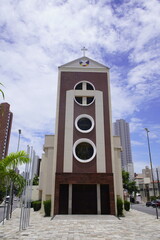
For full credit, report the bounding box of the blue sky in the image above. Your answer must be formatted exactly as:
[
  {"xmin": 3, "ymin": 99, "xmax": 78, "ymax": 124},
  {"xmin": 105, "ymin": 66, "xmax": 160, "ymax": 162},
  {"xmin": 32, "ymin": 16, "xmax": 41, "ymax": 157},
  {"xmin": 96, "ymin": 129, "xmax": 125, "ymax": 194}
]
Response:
[{"xmin": 0, "ymin": 0, "xmax": 160, "ymax": 173}]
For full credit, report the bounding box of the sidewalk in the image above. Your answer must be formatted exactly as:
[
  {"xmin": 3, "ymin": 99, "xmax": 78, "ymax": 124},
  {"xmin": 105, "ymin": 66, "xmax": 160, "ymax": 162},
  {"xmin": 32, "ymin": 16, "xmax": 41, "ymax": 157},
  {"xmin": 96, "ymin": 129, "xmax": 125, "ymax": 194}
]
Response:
[{"xmin": 0, "ymin": 208, "xmax": 160, "ymax": 240}]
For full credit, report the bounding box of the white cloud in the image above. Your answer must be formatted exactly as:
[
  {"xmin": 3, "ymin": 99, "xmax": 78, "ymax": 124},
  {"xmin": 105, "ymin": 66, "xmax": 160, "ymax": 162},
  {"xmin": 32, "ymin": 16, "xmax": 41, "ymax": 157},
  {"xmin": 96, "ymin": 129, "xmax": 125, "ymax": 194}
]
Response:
[
  {"xmin": 0, "ymin": 0, "xmax": 160, "ymax": 164},
  {"xmin": 131, "ymin": 140, "xmax": 144, "ymax": 146},
  {"xmin": 111, "ymin": 83, "xmax": 139, "ymax": 120},
  {"xmin": 129, "ymin": 118, "xmax": 143, "ymax": 133}
]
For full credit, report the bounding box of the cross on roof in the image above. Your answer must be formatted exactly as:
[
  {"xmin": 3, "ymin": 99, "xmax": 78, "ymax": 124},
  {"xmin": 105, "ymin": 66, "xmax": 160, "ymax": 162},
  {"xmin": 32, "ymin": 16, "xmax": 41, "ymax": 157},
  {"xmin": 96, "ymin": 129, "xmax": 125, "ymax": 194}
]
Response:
[{"xmin": 81, "ymin": 47, "xmax": 88, "ymax": 57}]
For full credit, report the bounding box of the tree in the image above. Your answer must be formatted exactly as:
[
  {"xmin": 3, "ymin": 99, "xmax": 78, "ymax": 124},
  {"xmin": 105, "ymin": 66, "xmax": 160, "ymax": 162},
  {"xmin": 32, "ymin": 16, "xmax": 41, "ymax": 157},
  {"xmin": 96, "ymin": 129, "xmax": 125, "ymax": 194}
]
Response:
[
  {"xmin": 0, "ymin": 83, "xmax": 5, "ymax": 99},
  {"xmin": 122, "ymin": 170, "xmax": 130, "ymax": 190},
  {"xmin": 122, "ymin": 170, "xmax": 139, "ymax": 197},
  {"xmin": 0, "ymin": 151, "xmax": 29, "ymax": 202},
  {"xmin": 127, "ymin": 181, "xmax": 139, "ymax": 195},
  {"xmin": 33, "ymin": 174, "xmax": 39, "ymax": 185}
]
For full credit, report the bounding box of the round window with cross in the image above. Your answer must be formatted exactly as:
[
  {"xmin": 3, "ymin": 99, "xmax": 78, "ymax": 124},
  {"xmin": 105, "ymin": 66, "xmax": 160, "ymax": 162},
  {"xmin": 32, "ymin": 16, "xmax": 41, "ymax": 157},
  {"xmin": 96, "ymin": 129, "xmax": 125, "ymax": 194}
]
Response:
[{"xmin": 74, "ymin": 81, "xmax": 95, "ymax": 106}]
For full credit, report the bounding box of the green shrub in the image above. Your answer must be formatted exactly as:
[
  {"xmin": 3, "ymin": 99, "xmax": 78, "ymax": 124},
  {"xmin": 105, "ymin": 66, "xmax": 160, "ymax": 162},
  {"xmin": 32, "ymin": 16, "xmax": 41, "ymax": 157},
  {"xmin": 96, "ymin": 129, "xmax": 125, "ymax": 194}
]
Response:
[
  {"xmin": 32, "ymin": 200, "xmax": 41, "ymax": 211},
  {"xmin": 124, "ymin": 200, "xmax": 130, "ymax": 211},
  {"xmin": 43, "ymin": 200, "xmax": 51, "ymax": 216},
  {"xmin": 117, "ymin": 197, "xmax": 123, "ymax": 217},
  {"xmin": 31, "ymin": 201, "xmax": 34, "ymax": 208},
  {"xmin": 150, "ymin": 196, "xmax": 157, "ymax": 201}
]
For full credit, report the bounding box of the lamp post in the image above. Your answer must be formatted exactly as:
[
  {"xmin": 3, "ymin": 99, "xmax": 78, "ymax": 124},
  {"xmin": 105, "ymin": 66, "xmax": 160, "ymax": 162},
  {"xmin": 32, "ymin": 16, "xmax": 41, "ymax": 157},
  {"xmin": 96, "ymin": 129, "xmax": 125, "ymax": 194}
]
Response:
[
  {"xmin": 17, "ymin": 129, "xmax": 22, "ymax": 152},
  {"xmin": 144, "ymin": 128, "xmax": 158, "ymax": 219}
]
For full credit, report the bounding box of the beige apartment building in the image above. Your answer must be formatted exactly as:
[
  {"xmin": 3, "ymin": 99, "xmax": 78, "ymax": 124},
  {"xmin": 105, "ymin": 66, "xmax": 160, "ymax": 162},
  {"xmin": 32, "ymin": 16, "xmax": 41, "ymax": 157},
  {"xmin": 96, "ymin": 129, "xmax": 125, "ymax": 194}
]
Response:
[{"xmin": 135, "ymin": 166, "xmax": 160, "ymax": 201}]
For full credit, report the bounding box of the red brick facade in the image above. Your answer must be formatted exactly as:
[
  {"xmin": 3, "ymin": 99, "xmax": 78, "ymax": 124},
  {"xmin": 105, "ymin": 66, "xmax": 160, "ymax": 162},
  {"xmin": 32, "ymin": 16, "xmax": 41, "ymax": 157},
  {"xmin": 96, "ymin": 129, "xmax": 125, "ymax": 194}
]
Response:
[
  {"xmin": 0, "ymin": 103, "xmax": 13, "ymax": 159},
  {"xmin": 56, "ymin": 71, "xmax": 112, "ymax": 173},
  {"xmin": 54, "ymin": 64, "xmax": 115, "ymax": 215}
]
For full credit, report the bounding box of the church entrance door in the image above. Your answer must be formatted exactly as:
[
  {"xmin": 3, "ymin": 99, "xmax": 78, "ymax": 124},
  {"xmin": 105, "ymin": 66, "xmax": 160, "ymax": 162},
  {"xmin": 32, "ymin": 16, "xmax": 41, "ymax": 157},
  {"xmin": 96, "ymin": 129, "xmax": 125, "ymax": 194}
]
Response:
[
  {"xmin": 100, "ymin": 184, "xmax": 110, "ymax": 214},
  {"xmin": 59, "ymin": 184, "xmax": 69, "ymax": 214},
  {"xmin": 72, "ymin": 184, "xmax": 97, "ymax": 214}
]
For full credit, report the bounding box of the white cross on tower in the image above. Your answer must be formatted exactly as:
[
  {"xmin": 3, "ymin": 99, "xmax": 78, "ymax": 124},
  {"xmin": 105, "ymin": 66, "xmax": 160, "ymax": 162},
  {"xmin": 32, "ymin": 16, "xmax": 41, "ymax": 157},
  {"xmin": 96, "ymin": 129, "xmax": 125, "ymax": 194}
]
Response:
[{"xmin": 81, "ymin": 47, "xmax": 88, "ymax": 57}]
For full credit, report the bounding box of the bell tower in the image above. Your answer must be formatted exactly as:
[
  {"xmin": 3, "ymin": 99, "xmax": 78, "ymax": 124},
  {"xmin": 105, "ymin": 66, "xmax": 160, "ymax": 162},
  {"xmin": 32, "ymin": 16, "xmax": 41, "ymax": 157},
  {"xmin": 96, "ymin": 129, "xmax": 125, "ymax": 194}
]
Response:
[{"xmin": 53, "ymin": 52, "xmax": 117, "ymax": 215}]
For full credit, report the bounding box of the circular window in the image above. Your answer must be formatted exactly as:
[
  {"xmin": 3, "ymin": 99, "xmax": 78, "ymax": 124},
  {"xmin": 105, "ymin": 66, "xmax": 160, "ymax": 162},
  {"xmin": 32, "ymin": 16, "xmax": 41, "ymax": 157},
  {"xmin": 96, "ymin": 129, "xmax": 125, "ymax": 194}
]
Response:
[
  {"xmin": 74, "ymin": 81, "xmax": 95, "ymax": 106},
  {"xmin": 73, "ymin": 139, "xmax": 96, "ymax": 163},
  {"xmin": 75, "ymin": 114, "xmax": 94, "ymax": 133},
  {"xmin": 78, "ymin": 118, "xmax": 91, "ymax": 130}
]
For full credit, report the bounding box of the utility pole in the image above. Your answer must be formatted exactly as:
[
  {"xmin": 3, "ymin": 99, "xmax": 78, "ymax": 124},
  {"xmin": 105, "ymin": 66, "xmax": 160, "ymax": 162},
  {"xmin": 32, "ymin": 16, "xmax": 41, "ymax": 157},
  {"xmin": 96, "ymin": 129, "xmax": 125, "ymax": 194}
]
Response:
[{"xmin": 144, "ymin": 128, "xmax": 158, "ymax": 219}]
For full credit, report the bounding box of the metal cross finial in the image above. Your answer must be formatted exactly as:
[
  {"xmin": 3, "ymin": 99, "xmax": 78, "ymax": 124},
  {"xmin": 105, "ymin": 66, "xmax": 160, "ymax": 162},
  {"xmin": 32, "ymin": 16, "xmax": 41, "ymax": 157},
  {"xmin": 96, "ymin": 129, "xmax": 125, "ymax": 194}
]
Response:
[{"xmin": 81, "ymin": 47, "xmax": 88, "ymax": 56}]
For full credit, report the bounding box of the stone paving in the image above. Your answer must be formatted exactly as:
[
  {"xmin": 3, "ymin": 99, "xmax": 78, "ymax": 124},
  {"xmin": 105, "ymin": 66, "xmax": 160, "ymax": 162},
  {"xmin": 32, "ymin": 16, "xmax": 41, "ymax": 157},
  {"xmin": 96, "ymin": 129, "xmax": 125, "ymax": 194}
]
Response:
[{"xmin": 0, "ymin": 208, "xmax": 160, "ymax": 240}]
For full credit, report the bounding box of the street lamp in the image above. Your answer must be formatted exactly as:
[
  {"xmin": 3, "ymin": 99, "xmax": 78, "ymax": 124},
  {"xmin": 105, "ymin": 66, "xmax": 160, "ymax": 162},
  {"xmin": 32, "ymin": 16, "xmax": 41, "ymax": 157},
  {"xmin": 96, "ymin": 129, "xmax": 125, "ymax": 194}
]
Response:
[
  {"xmin": 17, "ymin": 129, "xmax": 21, "ymax": 152},
  {"xmin": 144, "ymin": 128, "xmax": 158, "ymax": 219}
]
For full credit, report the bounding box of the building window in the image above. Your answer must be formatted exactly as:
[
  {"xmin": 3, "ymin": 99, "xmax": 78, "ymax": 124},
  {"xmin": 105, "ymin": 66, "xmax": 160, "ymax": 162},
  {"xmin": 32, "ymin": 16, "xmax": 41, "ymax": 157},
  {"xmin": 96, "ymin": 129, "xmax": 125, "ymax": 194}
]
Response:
[
  {"xmin": 75, "ymin": 97, "xmax": 83, "ymax": 104},
  {"xmin": 74, "ymin": 81, "xmax": 95, "ymax": 106},
  {"xmin": 73, "ymin": 139, "xmax": 96, "ymax": 163},
  {"xmin": 75, "ymin": 82, "xmax": 83, "ymax": 90},
  {"xmin": 75, "ymin": 114, "xmax": 94, "ymax": 133},
  {"xmin": 86, "ymin": 82, "xmax": 94, "ymax": 90},
  {"xmin": 87, "ymin": 97, "xmax": 94, "ymax": 105}
]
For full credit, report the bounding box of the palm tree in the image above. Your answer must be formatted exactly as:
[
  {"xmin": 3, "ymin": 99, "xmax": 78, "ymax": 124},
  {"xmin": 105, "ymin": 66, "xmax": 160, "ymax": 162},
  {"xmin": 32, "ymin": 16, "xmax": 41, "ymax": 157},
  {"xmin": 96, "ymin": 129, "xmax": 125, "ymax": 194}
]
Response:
[
  {"xmin": 0, "ymin": 151, "xmax": 29, "ymax": 201},
  {"xmin": 0, "ymin": 83, "xmax": 5, "ymax": 99}
]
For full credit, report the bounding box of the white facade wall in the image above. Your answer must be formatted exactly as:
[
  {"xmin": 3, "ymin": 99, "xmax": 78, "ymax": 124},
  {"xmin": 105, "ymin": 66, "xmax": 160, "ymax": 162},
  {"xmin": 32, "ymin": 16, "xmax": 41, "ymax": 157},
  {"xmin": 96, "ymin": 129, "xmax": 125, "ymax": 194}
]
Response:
[
  {"xmin": 113, "ymin": 136, "xmax": 124, "ymax": 200},
  {"xmin": 31, "ymin": 186, "xmax": 40, "ymax": 201},
  {"xmin": 39, "ymin": 135, "xmax": 54, "ymax": 214}
]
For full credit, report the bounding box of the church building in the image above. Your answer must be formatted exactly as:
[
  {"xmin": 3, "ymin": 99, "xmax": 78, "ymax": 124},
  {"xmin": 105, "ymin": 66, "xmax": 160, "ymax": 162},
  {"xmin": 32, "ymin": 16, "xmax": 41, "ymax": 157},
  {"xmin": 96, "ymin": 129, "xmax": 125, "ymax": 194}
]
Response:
[{"xmin": 48, "ymin": 50, "xmax": 123, "ymax": 215}]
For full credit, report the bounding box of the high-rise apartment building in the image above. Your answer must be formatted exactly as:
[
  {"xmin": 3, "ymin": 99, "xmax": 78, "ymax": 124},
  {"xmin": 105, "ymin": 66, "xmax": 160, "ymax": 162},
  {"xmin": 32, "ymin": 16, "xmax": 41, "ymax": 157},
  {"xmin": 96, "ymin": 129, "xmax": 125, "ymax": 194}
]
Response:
[
  {"xmin": 113, "ymin": 119, "xmax": 134, "ymax": 178},
  {"xmin": 0, "ymin": 102, "xmax": 13, "ymax": 159}
]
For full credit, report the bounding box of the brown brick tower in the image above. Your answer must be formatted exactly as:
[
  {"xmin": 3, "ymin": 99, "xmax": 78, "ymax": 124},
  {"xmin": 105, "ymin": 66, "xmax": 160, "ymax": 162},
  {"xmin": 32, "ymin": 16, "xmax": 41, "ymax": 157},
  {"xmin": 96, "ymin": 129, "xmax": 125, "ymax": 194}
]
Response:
[
  {"xmin": 0, "ymin": 103, "xmax": 13, "ymax": 159},
  {"xmin": 52, "ymin": 54, "xmax": 116, "ymax": 215}
]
